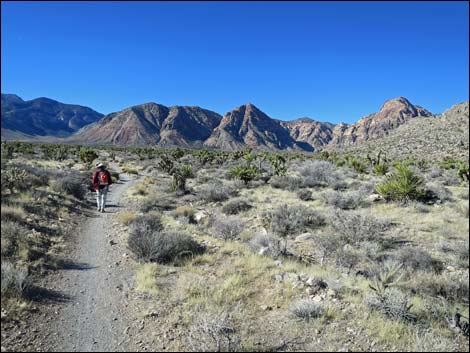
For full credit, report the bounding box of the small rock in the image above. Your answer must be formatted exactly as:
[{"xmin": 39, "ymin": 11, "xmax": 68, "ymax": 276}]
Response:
[
  {"xmin": 368, "ymin": 194, "xmax": 383, "ymax": 202},
  {"xmin": 446, "ymin": 265, "xmax": 456, "ymax": 272},
  {"xmin": 274, "ymin": 260, "xmax": 283, "ymax": 267},
  {"xmin": 274, "ymin": 274, "xmax": 283, "ymax": 283},
  {"xmin": 258, "ymin": 247, "xmax": 271, "ymax": 256},
  {"xmin": 260, "ymin": 305, "xmax": 273, "ymax": 311}
]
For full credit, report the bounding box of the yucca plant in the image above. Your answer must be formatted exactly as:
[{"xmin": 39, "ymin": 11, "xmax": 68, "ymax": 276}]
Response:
[
  {"xmin": 228, "ymin": 164, "xmax": 260, "ymax": 185},
  {"xmin": 170, "ymin": 164, "xmax": 193, "ymax": 193},
  {"xmin": 376, "ymin": 163, "xmax": 426, "ymax": 203},
  {"xmin": 373, "ymin": 163, "xmax": 389, "ymax": 176}
]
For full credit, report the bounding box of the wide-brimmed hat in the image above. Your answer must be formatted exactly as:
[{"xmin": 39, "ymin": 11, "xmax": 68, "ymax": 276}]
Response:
[{"xmin": 95, "ymin": 162, "xmax": 104, "ymax": 168}]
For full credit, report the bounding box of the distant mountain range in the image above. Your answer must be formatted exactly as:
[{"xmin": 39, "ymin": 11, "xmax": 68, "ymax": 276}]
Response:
[
  {"xmin": 1, "ymin": 94, "xmax": 103, "ymax": 139},
  {"xmin": 1, "ymin": 93, "xmax": 468, "ymax": 153}
]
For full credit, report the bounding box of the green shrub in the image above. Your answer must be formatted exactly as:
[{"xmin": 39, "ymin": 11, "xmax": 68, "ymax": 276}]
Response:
[
  {"xmin": 376, "ymin": 163, "xmax": 426, "ymax": 203},
  {"xmin": 227, "ymin": 164, "xmax": 260, "ymax": 185},
  {"xmin": 78, "ymin": 148, "xmax": 98, "ymax": 166},
  {"xmin": 373, "ymin": 163, "xmax": 389, "ymax": 176}
]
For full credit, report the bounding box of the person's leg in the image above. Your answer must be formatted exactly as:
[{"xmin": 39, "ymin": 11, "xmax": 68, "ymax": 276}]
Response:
[
  {"xmin": 101, "ymin": 186, "xmax": 108, "ymax": 211},
  {"xmin": 96, "ymin": 189, "xmax": 101, "ymax": 210}
]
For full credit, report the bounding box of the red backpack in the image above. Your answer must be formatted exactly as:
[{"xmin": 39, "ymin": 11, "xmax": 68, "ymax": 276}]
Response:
[{"xmin": 98, "ymin": 170, "xmax": 110, "ymax": 185}]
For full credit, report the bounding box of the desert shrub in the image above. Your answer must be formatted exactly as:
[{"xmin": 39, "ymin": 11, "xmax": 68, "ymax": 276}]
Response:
[
  {"xmin": 78, "ymin": 147, "xmax": 98, "ymax": 166},
  {"xmin": 330, "ymin": 209, "xmax": 390, "ymax": 246},
  {"xmin": 227, "ymin": 164, "xmax": 260, "ymax": 185},
  {"xmin": 173, "ymin": 205, "xmax": 196, "ymax": 223},
  {"xmin": 118, "ymin": 211, "xmax": 137, "ymax": 225},
  {"xmin": 414, "ymin": 330, "xmax": 458, "ymax": 352},
  {"xmin": 248, "ymin": 233, "xmax": 283, "ymax": 256},
  {"xmin": 211, "ymin": 215, "xmax": 245, "ymax": 241},
  {"xmin": 408, "ymin": 272, "xmax": 469, "ymax": 303},
  {"xmin": 455, "ymin": 201, "xmax": 469, "ymax": 219},
  {"xmin": 52, "ymin": 175, "xmax": 87, "ymax": 199},
  {"xmin": 130, "ymin": 212, "xmax": 164, "ymax": 234},
  {"xmin": 320, "ymin": 190, "xmax": 364, "ymax": 210},
  {"xmin": 269, "ymin": 204, "xmax": 325, "ymax": 238},
  {"xmin": 1, "ymin": 221, "xmax": 29, "ymax": 258},
  {"xmin": 128, "ymin": 229, "xmax": 203, "ymax": 263},
  {"xmin": 199, "ymin": 182, "xmax": 237, "ymax": 203},
  {"xmin": 1, "ymin": 204, "xmax": 27, "ymax": 223},
  {"xmin": 297, "ymin": 189, "xmax": 313, "ymax": 201},
  {"xmin": 457, "ymin": 163, "xmax": 469, "ymax": 182},
  {"xmin": 373, "ymin": 163, "xmax": 389, "ymax": 176},
  {"xmin": 299, "ymin": 160, "xmax": 339, "ymax": 188},
  {"xmin": 348, "ymin": 157, "xmax": 368, "ymax": 173},
  {"xmin": 270, "ymin": 175, "xmax": 302, "ymax": 191},
  {"xmin": 289, "ymin": 299, "xmax": 325, "ymax": 322},
  {"xmin": 122, "ymin": 165, "xmax": 139, "ymax": 175},
  {"xmin": 376, "ymin": 163, "xmax": 427, "ymax": 203},
  {"xmin": 222, "ymin": 198, "xmax": 252, "ymax": 215},
  {"xmin": 393, "ymin": 246, "xmax": 443, "ymax": 273},
  {"xmin": 365, "ymin": 262, "xmax": 416, "ymax": 323},
  {"xmin": 425, "ymin": 182, "xmax": 453, "ymax": 203},
  {"xmin": 187, "ymin": 309, "xmax": 241, "ymax": 352},
  {"xmin": 1, "ymin": 262, "xmax": 31, "ymax": 297},
  {"xmin": 365, "ymin": 287, "xmax": 416, "ymax": 323},
  {"xmin": 1, "ymin": 167, "xmax": 29, "ymax": 194},
  {"xmin": 141, "ymin": 194, "xmax": 175, "ymax": 212}
]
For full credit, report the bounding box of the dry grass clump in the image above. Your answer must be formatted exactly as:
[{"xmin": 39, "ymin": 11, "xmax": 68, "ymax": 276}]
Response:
[
  {"xmin": 289, "ymin": 299, "xmax": 325, "ymax": 322},
  {"xmin": 118, "ymin": 211, "xmax": 137, "ymax": 225}
]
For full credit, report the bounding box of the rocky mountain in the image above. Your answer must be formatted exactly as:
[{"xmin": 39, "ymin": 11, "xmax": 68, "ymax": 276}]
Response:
[
  {"xmin": 70, "ymin": 103, "xmax": 221, "ymax": 146},
  {"xmin": 204, "ymin": 103, "xmax": 306, "ymax": 151},
  {"xmin": 346, "ymin": 101, "xmax": 469, "ymax": 162},
  {"xmin": 5, "ymin": 93, "xmax": 463, "ymax": 154},
  {"xmin": 279, "ymin": 118, "xmax": 335, "ymax": 151},
  {"xmin": 1, "ymin": 94, "xmax": 103, "ymax": 138},
  {"xmin": 328, "ymin": 97, "xmax": 432, "ymax": 148}
]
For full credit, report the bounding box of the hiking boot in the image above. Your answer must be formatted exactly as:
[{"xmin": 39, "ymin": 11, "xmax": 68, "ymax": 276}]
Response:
[{"xmin": 101, "ymin": 209, "xmax": 105, "ymax": 213}]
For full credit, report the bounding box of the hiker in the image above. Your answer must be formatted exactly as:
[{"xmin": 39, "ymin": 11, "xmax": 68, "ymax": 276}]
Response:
[{"xmin": 92, "ymin": 162, "xmax": 113, "ymax": 212}]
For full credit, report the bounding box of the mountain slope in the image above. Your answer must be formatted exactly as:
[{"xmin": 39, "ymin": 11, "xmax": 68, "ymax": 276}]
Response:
[
  {"xmin": 329, "ymin": 97, "xmax": 432, "ymax": 147},
  {"xmin": 70, "ymin": 103, "xmax": 221, "ymax": 146},
  {"xmin": 346, "ymin": 101, "xmax": 469, "ymax": 162},
  {"xmin": 279, "ymin": 118, "xmax": 334, "ymax": 151},
  {"xmin": 204, "ymin": 103, "xmax": 305, "ymax": 151},
  {"xmin": 1, "ymin": 94, "xmax": 103, "ymax": 138}
]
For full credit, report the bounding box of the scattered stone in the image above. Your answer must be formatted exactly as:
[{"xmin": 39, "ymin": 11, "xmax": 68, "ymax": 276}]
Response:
[
  {"xmin": 274, "ymin": 260, "xmax": 283, "ymax": 267},
  {"xmin": 258, "ymin": 247, "xmax": 270, "ymax": 256},
  {"xmin": 274, "ymin": 274, "xmax": 284, "ymax": 283},
  {"xmin": 260, "ymin": 305, "xmax": 273, "ymax": 311},
  {"xmin": 295, "ymin": 232, "xmax": 314, "ymax": 242},
  {"xmin": 446, "ymin": 265, "xmax": 456, "ymax": 272}
]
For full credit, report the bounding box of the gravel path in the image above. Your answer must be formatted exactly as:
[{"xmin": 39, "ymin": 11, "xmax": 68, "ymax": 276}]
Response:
[{"xmin": 49, "ymin": 171, "xmax": 139, "ymax": 352}]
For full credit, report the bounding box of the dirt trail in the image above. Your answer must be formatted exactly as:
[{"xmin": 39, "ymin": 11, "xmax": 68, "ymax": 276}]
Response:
[{"xmin": 47, "ymin": 170, "xmax": 140, "ymax": 352}]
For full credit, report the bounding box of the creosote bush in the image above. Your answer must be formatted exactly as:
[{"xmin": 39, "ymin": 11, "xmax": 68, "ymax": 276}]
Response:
[
  {"xmin": 222, "ymin": 198, "xmax": 252, "ymax": 215},
  {"xmin": 299, "ymin": 160, "xmax": 339, "ymax": 188},
  {"xmin": 52, "ymin": 175, "xmax": 87, "ymax": 199},
  {"xmin": 128, "ymin": 228, "xmax": 204, "ymax": 263},
  {"xmin": 330, "ymin": 209, "xmax": 390, "ymax": 246},
  {"xmin": 1, "ymin": 261, "xmax": 31, "ymax": 298},
  {"xmin": 320, "ymin": 190, "xmax": 364, "ymax": 210},
  {"xmin": 269, "ymin": 204, "xmax": 326, "ymax": 238},
  {"xmin": 211, "ymin": 215, "xmax": 245, "ymax": 240},
  {"xmin": 199, "ymin": 182, "xmax": 238, "ymax": 203}
]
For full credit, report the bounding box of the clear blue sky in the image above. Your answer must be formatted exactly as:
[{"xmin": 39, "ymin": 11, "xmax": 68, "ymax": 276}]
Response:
[{"xmin": 2, "ymin": 1, "xmax": 468, "ymax": 123}]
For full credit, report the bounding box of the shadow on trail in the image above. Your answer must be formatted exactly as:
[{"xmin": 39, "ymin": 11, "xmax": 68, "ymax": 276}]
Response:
[
  {"xmin": 50, "ymin": 258, "xmax": 97, "ymax": 271},
  {"xmin": 27, "ymin": 286, "xmax": 72, "ymax": 304}
]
